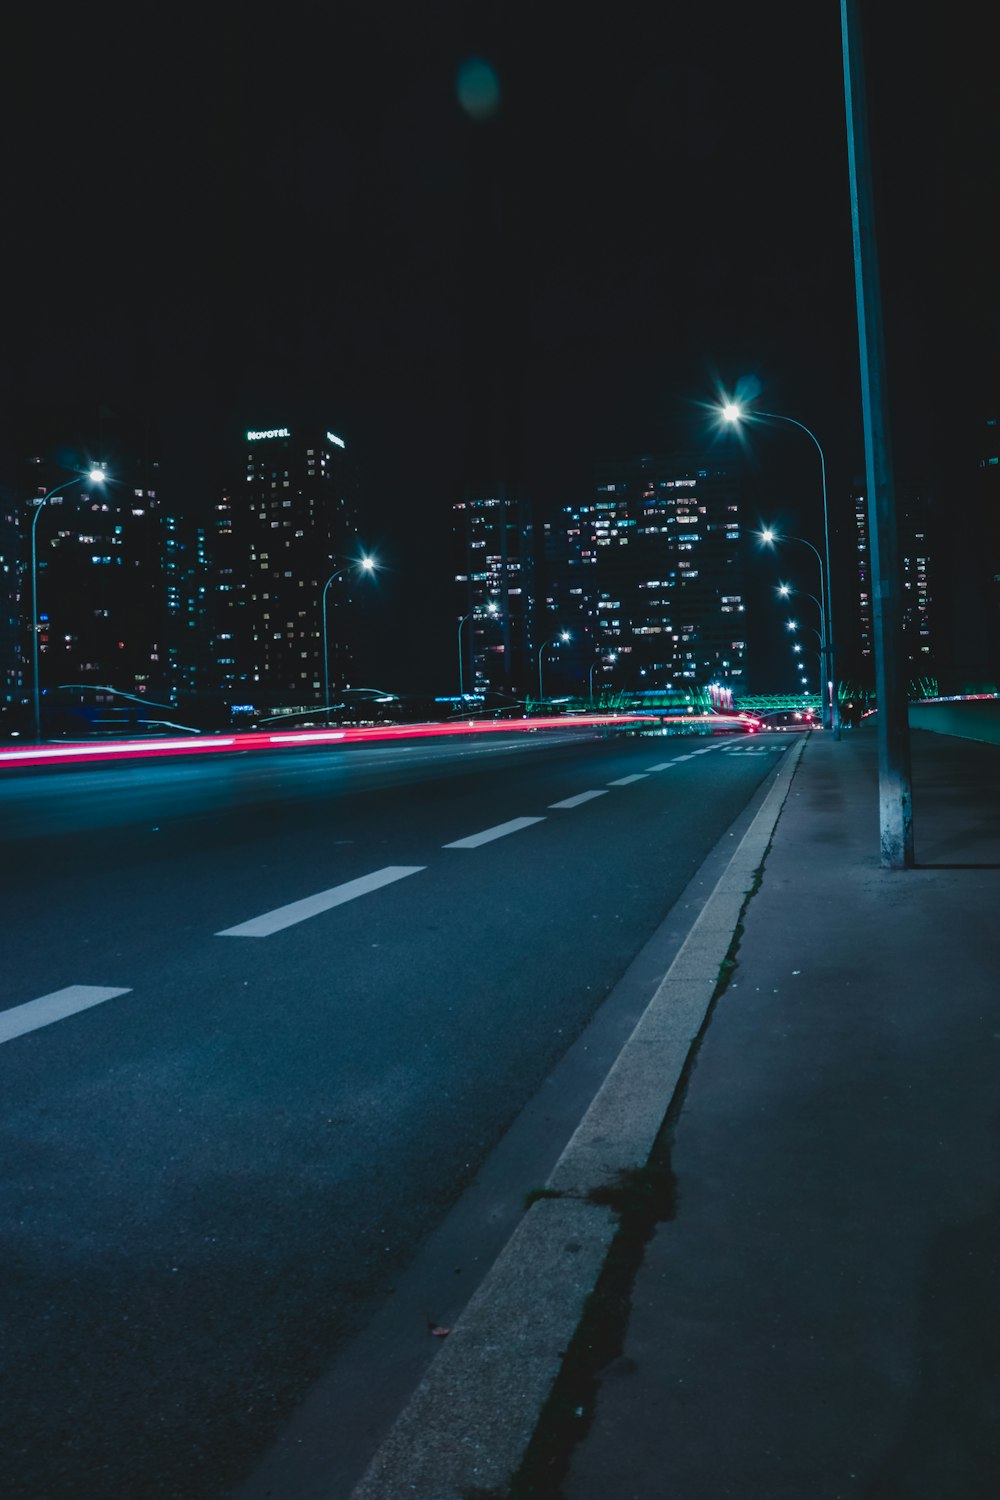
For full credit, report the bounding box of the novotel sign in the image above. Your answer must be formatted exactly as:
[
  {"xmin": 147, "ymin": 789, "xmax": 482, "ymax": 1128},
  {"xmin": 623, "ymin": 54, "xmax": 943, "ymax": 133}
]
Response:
[{"xmin": 246, "ymin": 427, "xmax": 290, "ymax": 441}]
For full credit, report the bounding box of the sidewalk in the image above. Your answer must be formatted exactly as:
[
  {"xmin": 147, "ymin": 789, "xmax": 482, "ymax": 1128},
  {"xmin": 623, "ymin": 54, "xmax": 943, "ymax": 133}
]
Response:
[{"xmin": 562, "ymin": 724, "xmax": 1000, "ymax": 1498}]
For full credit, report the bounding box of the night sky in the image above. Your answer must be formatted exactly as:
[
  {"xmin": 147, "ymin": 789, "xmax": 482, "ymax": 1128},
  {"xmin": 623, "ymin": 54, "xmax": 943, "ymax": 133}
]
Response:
[{"xmin": 4, "ymin": 1, "xmax": 997, "ymax": 693}]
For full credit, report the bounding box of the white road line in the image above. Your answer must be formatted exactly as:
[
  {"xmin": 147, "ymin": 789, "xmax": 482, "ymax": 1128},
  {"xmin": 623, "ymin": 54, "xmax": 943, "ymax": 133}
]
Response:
[
  {"xmin": 608, "ymin": 774, "xmax": 649, "ymax": 786},
  {"xmin": 549, "ymin": 790, "xmax": 608, "ymax": 809},
  {"xmin": 217, "ymin": 866, "xmax": 425, "ymax": 937},
  {"xmin": 444, "ymin": 817, "xmax": 545, "ymax": 849},
  {"xmin": 0, "ymin": 985, "xmax": 132, "ymax": 1046},
  {"xmin": 647, "ymin": 762, "xmax": 675, "ymax": 772}
]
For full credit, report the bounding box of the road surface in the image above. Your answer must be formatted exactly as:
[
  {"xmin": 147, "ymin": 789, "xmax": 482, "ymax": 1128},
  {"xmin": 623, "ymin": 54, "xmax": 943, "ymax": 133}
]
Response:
[{"xmin": 0, "ymin": 728, "xmax": 790, "ymax": 1498}]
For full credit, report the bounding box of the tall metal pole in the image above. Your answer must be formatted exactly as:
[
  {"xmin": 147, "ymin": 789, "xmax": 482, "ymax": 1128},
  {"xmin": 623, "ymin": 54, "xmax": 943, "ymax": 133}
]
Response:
[
  {"xmin": 30, "ymin": 502, "xmax": 43, "ymax": 745},
  {"xmin": 772, "ymin": 533, "xmax": 828, "ymax": 724},
  {"xmin": 841, "ymin": 0, "xmax": 913, "ymax": 867},
  {"xmin": 759, "ymin": 414, "xmax": 840, "ymax": 738},
  {"xmin": 321, "ymin": 568, "xmax": 345, "ymax": 727},
  {"xmin": 457, "ymin": 613, "xmax": 468, "ymax": 700},
  {"xmin": 788, "ymin": 604, "xmax": 826, "ymax": 688},
  {"xmin": 537, "ymin": 634, "xmax": 563, "ymax": 706}
]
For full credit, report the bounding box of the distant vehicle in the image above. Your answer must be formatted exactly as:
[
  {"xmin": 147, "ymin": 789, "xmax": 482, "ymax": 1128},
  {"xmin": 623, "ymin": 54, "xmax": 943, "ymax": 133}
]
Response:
[{"xmin": 756, "ymin": 709, "xmax": 819, "ymax": 731}]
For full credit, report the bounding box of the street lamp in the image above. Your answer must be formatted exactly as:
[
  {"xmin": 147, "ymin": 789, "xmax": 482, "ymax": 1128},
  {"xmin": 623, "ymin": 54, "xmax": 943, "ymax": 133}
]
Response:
[
  {"xmin": 537, "ymin": 630, "xmax": 570, "ymax": 706},
  {"xmin": 589, "ymin": 650, "xmax": 616, "ymax": 705},
  {"xmin": 322, "ymin": 554, "xmax": 376, "ymax": 725},
  {"xmin": 722, "ymin": 401, "xmax": 839, "ymax": 737},
  {"xmin": 778, "ymin": 581, "xmax": 824, "ymax": 620},
  {"xmin": 30, "ymin": 467, "xmax": 107, "ymax": 742},
  {"xmin": 759, "ymin": 527, "xmax": 835, "ymax": 731},
  {"xmin": 457, "ymin": 600, "xmax": 498, "ymax": 700}
]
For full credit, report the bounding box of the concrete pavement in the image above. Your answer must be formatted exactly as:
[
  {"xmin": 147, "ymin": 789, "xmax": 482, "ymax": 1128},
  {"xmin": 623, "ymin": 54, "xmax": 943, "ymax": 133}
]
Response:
[
  {"xmin": 350, "ymin": 723, "xmax": 1000, "ymax": 1498},
  {"xmin": 560, "ymin": 724, "xmax": 1000, "ymax": 1498}
]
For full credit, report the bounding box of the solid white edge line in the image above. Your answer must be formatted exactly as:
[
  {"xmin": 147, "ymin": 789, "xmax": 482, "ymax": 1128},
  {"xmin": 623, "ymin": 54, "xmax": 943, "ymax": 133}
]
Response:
[
  {"xmin": 0, "ymin": 985, "xmax": 132, "ymax": 1045},
  {"xmin": 217, "ymin": 865, "xmax": 426, "ymax": 937},
  {"xmin": 443, "ymin": 816, "xmax": 545, "ymax": 849}
]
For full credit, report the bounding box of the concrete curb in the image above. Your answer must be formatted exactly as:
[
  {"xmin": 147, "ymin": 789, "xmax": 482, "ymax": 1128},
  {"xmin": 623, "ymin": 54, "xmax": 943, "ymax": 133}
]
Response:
[{"xmin": 350, "ymin": 736, "xmax": 808, "ymax": 1500}]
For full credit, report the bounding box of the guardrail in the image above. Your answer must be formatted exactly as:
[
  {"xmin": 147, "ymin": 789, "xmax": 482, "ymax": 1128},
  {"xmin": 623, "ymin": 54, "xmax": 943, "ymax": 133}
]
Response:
[{"xmin": 908, "ymin": 697, "xmax": 1000, "ymax": 746}]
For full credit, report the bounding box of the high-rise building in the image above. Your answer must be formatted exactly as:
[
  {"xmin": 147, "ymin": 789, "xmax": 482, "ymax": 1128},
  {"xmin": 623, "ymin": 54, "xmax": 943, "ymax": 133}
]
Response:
[
  {"xmin": 852, "ymin": 483, "xmax": 873, "ymax": 668},
  {"xmin": 453, "ymin": 489, "xmax": 537, "ymax": 695},
  {"xmin": 161, "ymin": 509, "xmax": 213, "ymax": 701},
  {"xmin": 853, "ymin": 483, "xmax": 934, "ymax": 679},
  {"xmin": 552, "ymin": 456, "xmax": 746, "ymax": 693},
  {"xmin": 0, "ymin": 495, "xmax": 24, "ymax": 717},
  {"xmin": 226, "ymin": 425, "xmax": 362, "ymax": 709},
  {"xmin": 901, "ymin": 506, "xmax": 933, "ymax": 672},
  {"xmin": 29, "ymin": 451, "xmax": 165, "ymax": 706},
  {"xmin": 978, "ymin": 415, "xmax": 1000, "ymax": 682},
  {"xmin": 206, "ymin": 488, "xmax": 240, "ymax": 700}
]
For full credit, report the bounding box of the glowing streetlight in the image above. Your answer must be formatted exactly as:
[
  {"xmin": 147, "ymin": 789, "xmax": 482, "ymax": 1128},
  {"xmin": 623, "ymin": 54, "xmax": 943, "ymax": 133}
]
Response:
[
  {"xmin": 760, "ymin": 527, "xmax": 832, "ymax": 717},
  {"xmin": 589, "ymin": 650, "xmax": 617, "ymax": 704},
  {"xmin": 779, "ymin": 580, "xmax": 825, "ymax": 633},
  {"xmin": 30, "ymin": 467, "xmax": 108, "ymax": 742},
  {"xmin": 538, "ymin": 630, "xmax": 570, "ymax": 706},
  {"xmin": 322, "ymin": 554, "xmax": 377, "ymax": 725},
  {"xmin": 723, "ymin": 400, "xmax": 839, "ymax": 737},
  {"xmin": 457, "ymin": 599, "xmax": 499, "ymax": 700}
]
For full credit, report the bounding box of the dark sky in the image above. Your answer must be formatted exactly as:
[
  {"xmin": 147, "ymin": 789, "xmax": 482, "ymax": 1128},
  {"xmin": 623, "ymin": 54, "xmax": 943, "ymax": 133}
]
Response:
[{"xmin": 4, "ymin": 1, "xmax": 997, "ymax": 692}]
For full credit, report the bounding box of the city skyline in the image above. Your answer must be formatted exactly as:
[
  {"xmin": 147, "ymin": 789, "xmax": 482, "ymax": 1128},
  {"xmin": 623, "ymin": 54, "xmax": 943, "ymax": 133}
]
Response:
[
  {"xmin": 4, "ymin": 10, "xmax": 1000, "ymax": 1496},
  {"xmin": 2, "ymin": 3, "xmax": 997, "ymax": 710},
  {"xmin": 4, "ymin": 402, "xmax": 991, "ymax": 729}
]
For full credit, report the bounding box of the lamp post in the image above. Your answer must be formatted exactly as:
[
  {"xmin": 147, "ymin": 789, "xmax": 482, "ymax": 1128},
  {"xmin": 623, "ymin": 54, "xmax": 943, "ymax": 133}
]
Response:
[
  {"xmin": 721, "ymin": 402, "xmax": 839, "ymax": 738},
  {"xmin": 537, "ymin": 630, "xmax": 570, "ymax": 707},
  {"xmin": 759, "ymin": 528, "xmax": 836, "ymax": 731},
  {"xmin": 30, "ymin": 468, "xmax": 107, "ymax": 743},
  {"xmin": 778, "ymin": 581, "xmax": 823, "ymax": 620},
  {"xmin": 457, "ymin": 600, "xmax": 498, "ymax": 700},
  {"xmin": 841, "ymin": 0, "xmax": 912, "ymax": 866},
  {"xmin": 322, "ymin": 555, "xmax": 376, "ymax": 725},
  {"xmin": 589, "ymin": 650, "xmax": 616, "ymax": 705}
]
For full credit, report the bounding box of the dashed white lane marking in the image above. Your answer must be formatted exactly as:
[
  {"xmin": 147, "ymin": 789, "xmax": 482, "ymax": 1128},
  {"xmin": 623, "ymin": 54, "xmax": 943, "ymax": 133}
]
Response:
[
  {"xmin": 647, "ymin": 762, "xmax": 675, "ymax": 771},
  {"xmin": 444, "ymin": 816, "xmax": 545, "ymax": 849},
  {"xmin": 549, "ymin": 790, "xmax": 608, "ymax": 809},
  {"xmin": 0, "ymin": 985, "xmax": 132, "ymax": 1046},
  {"xmin": 608, "ymin": 773, "xmax": 649, "ymax": 786},
  {"xmin": 217, "ymin": 866, "xmax": 425, "ymax": 937}
]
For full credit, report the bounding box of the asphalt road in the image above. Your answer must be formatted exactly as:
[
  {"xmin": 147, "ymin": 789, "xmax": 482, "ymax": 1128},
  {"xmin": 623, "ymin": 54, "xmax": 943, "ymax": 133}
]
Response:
[{"xmin": 0, "ymin": 728, "xmax": 789, "ymax": 1499}]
